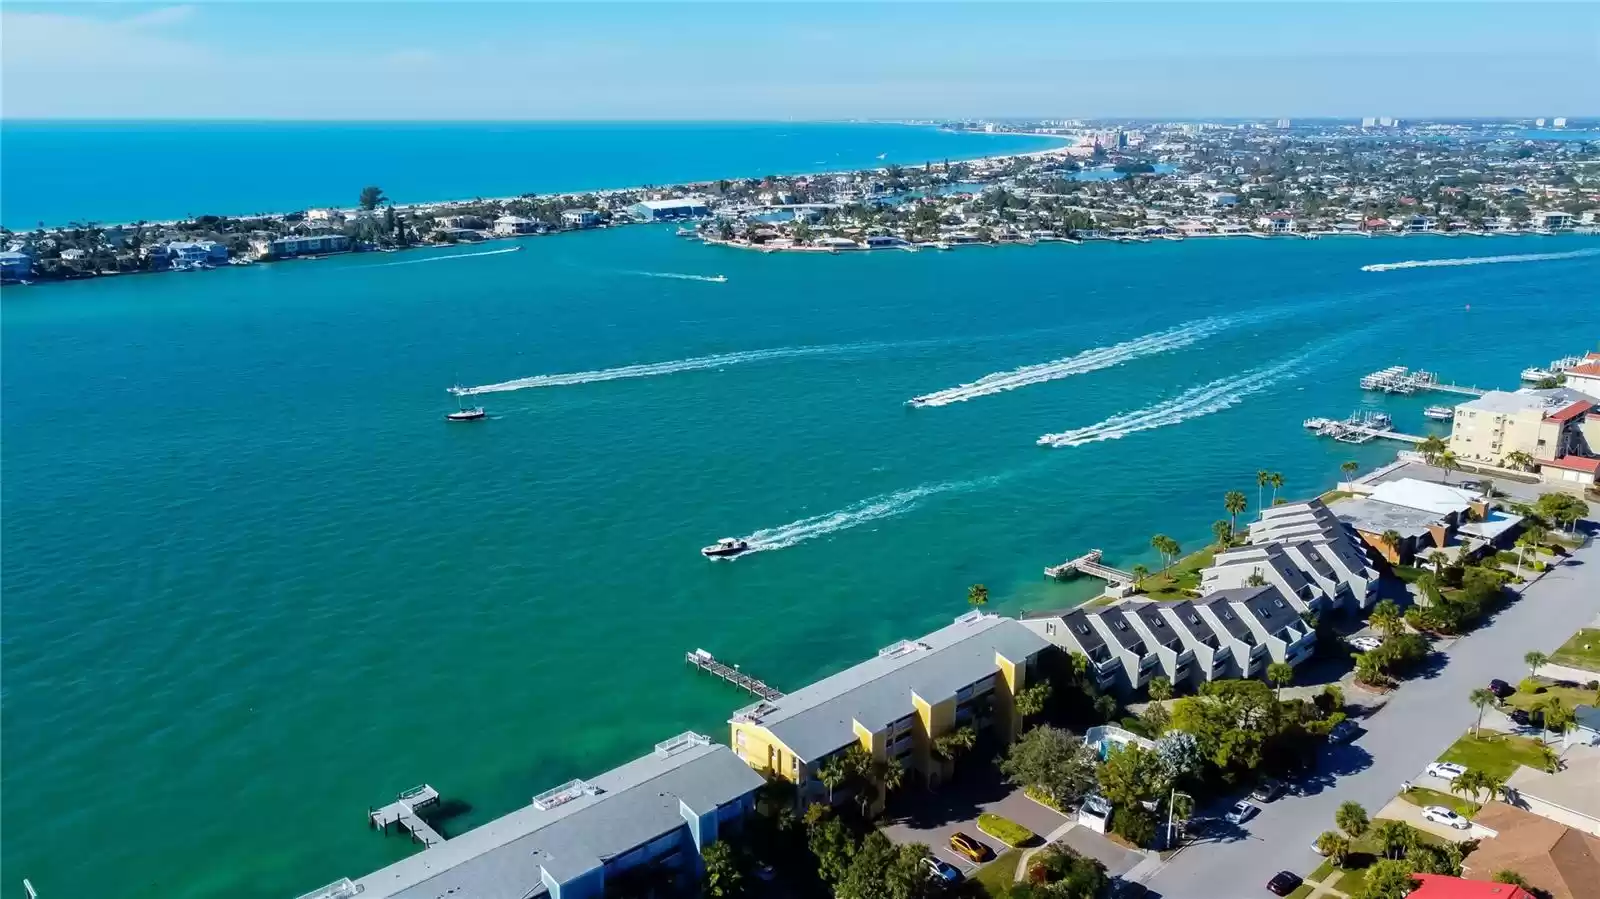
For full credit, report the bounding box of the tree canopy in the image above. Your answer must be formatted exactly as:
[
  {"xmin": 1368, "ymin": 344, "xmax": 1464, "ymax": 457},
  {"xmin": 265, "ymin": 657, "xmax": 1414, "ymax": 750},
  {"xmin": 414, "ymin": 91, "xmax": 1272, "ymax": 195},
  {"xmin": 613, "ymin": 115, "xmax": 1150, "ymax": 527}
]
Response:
[{"xmin": 999, "ymin": 725, "xmax": 1099, "ymax": 808}]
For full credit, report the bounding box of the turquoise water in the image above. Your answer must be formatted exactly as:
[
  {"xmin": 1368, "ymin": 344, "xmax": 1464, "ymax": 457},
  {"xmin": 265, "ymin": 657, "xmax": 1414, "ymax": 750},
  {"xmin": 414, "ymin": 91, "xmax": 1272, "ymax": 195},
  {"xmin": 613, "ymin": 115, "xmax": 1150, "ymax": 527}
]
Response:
[
  {"xmin": 3, "ymin": 229, "xmax": 1598, "ymax": 897},
  {"xmin": 0, "ymin": 121, "xmax": 1061, "ymax": 228}
]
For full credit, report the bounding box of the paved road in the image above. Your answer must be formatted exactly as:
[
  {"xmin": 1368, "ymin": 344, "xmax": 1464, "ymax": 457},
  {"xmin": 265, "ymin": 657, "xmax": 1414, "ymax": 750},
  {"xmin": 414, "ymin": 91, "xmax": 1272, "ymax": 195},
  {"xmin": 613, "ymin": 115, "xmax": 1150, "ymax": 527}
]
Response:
[{"xmin": 1145, "ymin": 538, "xmax": 1600, "ymax": 899}]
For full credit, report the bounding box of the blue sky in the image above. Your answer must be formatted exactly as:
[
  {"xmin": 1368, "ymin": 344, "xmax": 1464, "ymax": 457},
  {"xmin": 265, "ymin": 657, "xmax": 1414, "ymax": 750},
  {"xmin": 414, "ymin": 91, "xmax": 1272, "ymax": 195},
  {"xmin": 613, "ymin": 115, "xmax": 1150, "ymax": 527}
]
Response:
[{"xmin": 2, "ymin": 2, "xmax": 1595, "ymax": 119}]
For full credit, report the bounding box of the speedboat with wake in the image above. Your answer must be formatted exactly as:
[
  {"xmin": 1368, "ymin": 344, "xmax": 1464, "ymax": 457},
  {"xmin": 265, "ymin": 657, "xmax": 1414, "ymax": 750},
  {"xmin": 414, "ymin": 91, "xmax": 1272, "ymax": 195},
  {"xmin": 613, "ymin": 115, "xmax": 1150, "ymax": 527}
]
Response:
[{"xmin": 701, "ymin": 537, "xmax": 750, "ymax": 559}]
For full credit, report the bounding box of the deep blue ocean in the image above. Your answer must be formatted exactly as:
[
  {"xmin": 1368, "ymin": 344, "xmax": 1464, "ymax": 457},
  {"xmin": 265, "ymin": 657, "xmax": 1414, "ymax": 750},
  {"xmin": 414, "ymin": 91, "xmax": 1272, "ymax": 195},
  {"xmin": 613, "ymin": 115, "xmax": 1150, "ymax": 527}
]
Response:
[
  {"xmin": 0, "ymin": 121, "xmax": 1061, "ymax": 227},
  {"xmin": 3, "ymin": 121, "xmax": 1599, "ymax": 899}
]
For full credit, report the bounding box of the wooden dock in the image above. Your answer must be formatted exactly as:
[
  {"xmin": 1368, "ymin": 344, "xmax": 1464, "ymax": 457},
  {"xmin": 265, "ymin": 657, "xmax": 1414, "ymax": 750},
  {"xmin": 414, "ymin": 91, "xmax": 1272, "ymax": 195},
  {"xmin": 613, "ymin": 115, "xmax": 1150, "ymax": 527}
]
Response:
[
  {"xmin": 1046, "ymin": 549, "xmax": 1133, "ymax": 584},
  {"xmin": 370, "ymin": 784, "xmax": 444, "ymax": 847},
  {"xmin": 687, "ymin": 649, "xmax": 784, "ymax": 701}
]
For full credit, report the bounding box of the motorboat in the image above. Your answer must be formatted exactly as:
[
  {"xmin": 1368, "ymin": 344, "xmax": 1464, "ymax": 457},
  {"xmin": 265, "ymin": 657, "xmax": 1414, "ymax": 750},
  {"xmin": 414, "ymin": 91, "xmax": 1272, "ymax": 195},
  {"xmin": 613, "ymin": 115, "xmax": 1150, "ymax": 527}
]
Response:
[
  {"xmin": 1423, "ymin": 406, "xmax": 1455, "ymax": 421},
  {"xmin": 701, "ymin": 537, "xmax": 750, "ymax": 558},
  {"xmin": 447, "ymin": 406, "xmax": 486, "ymax": 422},
  {"xmin": 709, "ymin": 275, "xmax": 728, "ymax": 283}
]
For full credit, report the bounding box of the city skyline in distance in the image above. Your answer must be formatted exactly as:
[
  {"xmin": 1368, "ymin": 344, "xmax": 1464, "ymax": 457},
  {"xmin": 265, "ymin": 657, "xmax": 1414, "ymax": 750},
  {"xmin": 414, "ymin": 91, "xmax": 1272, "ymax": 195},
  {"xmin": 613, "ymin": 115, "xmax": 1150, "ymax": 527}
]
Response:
[{"xmin": 2, "ymin": 1, "xmax": 1597, "ymax": 121}]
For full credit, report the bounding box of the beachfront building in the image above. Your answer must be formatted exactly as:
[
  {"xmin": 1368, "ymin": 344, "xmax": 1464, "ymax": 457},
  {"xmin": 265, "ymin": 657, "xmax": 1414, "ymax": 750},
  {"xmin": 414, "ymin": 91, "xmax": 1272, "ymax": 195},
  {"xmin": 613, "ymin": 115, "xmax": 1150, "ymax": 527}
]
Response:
[
  {"xmin": 0, "ymin": 249, "xmax": 32, "ymax": 281},
  {"xmin": 1450, "ymin": 391, "xmax": 1592, "ymax": 468},
  {"xmin": 1531, "ymin": 210, "xmax": 1574, "ymax": 231},
  {"xmin": 1200, "ymin": 543, "xmax": 1329, "ymax": 615},
  {"xmin": 1562, "ymin": 358, "xmax": 1600, "ymax": 397},
  {"xmin": 629, "ymin": 198, "xmax": 710, "ymax": 222},
  {"xmin": 1022, "ymin": 605, "xmax": 1159, "ymax": 694},
  {"xmin": 1235, "ymin": 498, "xmax": 1381, "ymax": 611},
  {"xmin": 493, "ymin": 215, "xmax": 540, "ymax": 236},
  {"xmin": 730, "ymin": 611, "xmax": 1049, "ymax": 800},
  {"xmin": 165, "ymin": 240, "xmax": 230, "ymax": 265},
  {"xmin": 1195, "ymin": 585, "xmax": 1316, "ymax": 671},
  {"xmin": 1255, "ymin": 213, "xmax": 1296, "ymax": 234},
  {"xmin": 1329, "ymin": 478, "xmax": 1514, "ymax": 565},
  {"xmin": 1203, "ymin": 191, "xmax": 1239, "ymax": 208},
  {"xmin": 562, "ymin": 209, "xmax": 601, "ymax": 229},
  {"xmin": 1023, "ymin": 598, "xmax": 1259, "ymax": 692},
  {"xmin": 249, "ymin": 234, "xmax": 352, "ymax": 260},
  {"xmin": 343, "ymin": 732, "xmax": 763, "ymax": 899}
]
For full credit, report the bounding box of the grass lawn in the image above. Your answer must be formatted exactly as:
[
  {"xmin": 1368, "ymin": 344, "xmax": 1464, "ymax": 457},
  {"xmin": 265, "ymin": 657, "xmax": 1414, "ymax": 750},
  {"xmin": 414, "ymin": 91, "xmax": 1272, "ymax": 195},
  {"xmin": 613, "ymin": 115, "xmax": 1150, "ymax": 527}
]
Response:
[
  {"xmin": 971, "ymin": 848, "xmax": 1020, "ymax": 897},
  {"xmin": 1138, "ymin": 546, "xmax": 1217, "ymax": 600},
  {"xmin": 1320, "ymin": 490, "xmax": 1356, "ymax": 504},
  {"xmin": 1309, "ymin": 859, "xmax": 1338, "ymax": 883},
  {"xmin": 1392, "ymin": 565, "xmax": 1428, "ymax": 584},
  {"xmin": 1334, "ymin": 868, "xmax": 1369, "ymax": 895},
  {"xmin": 1550, "ymin": 628, "xmax": 1600, "ymax": 674},
  {"xmin": 1438, "ymin": 732, "xmax": 1552, "ymax": 779},
  {"xmin": 1400, "ymin": 786, "xmax": 1477, "ymax": 818},
  {"xmin": 1286, "ymin": 885, "xmax": 1315, "ymax": 899},
  {"xmin": 977, "ymin": 813, "xmax": 1036, "ymax": 848},
  {"xmin": 1504, "ymin": 684, "xmax": 1595, "ymax": 712}
]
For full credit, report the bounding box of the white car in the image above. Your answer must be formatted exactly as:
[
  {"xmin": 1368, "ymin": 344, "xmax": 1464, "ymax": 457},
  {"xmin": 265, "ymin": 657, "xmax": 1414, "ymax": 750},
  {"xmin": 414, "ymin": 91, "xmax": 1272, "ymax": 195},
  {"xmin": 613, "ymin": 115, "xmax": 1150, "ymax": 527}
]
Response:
[
  {"xmin": 1347, "ymin": 635, "xmax": 1383, "ymax": 652},
  {"xmin": 1421, "ymin": 806, "xmax": 1470, "ymax": 829},
  {"xmin": 1425, "ymin": 762, "xmax": 1468, "ymax": 782},
  {"xmin": 1225, "ymin": 800, "xmax": 1258, "ymax": 825}
]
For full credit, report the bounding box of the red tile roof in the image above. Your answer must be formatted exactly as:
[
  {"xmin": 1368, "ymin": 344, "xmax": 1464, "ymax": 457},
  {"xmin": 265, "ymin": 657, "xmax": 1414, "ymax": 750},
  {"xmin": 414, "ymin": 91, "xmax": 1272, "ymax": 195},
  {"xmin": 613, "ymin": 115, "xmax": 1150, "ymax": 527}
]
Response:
[
  {"xmin": 1411, "ymin": 874, "xmax": 1535, "ymax": 899},
  {"xmin": 1546, "ymin": 401, "xmax": 1595, "ymax": 423},
  {"xmin": 1568, "ymin": 361, "xmax": 1600, "ymax": 377},
  {"xmin": 1541, "ymin": 455, "xmax": 1600, "ymax": 474}
]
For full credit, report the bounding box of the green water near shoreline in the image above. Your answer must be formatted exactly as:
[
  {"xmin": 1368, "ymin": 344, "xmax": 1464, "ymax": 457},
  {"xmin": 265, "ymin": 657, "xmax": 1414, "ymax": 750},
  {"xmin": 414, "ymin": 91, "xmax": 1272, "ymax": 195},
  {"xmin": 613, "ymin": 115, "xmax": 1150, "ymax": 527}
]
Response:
[{"xmin": 2, "ymin": 228, "xmax": 1597, "ymax": 897}]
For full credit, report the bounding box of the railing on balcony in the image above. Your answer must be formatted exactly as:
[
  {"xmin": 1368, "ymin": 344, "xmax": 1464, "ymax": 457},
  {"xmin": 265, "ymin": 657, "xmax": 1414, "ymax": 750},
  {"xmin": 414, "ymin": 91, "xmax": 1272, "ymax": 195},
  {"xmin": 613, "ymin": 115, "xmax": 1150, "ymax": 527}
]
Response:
[{"xmin": 1140, "ymin": 654, "xmax": 1160, "ymax": 669}]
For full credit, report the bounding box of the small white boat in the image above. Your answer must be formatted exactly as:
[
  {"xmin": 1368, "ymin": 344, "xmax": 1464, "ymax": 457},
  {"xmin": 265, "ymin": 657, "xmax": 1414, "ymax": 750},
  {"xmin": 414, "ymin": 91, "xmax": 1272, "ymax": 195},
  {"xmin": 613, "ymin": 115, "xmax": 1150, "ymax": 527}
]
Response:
[
  {"xmin": 1521, "ymin": 367, "xmax": 1554, "ymax": 383},
  {"xmin": 701, "ymin": 537, "xmax": 750, "ymax": 559},
  {"xmin": 709, "ymin": 275, "xmax": 728, "ymax": 283},
  {"xmin": 1423, "ymin": 406, "xmax": 1455, "ymax": 421},
  {"xmin": 447, "ymin": 385, "xmax": 486, "ymax": 421}
]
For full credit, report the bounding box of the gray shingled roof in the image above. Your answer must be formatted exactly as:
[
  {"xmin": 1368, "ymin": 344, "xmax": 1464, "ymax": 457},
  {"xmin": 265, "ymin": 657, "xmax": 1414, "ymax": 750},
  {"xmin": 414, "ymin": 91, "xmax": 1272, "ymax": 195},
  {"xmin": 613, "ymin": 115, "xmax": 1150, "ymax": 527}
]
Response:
[
  {"xmin": 741, "ymin": 614, "xmax": 1049, "ymax": 762},
  {"xmin": 1330, "ymin": 496, "xmax": 1438, "ymax": 539},
  {"xmin": 356, "ymin": 740, "xmax": 764, "ymax": 899}
]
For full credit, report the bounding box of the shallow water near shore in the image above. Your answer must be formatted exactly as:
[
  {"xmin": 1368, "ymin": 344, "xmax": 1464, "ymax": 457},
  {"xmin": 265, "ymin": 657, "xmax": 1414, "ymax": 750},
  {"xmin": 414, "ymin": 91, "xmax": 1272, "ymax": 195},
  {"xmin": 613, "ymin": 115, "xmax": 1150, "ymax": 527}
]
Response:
[{"xmin": 2, "ymin": 229, "xmax": 1597, "ymax": 897}]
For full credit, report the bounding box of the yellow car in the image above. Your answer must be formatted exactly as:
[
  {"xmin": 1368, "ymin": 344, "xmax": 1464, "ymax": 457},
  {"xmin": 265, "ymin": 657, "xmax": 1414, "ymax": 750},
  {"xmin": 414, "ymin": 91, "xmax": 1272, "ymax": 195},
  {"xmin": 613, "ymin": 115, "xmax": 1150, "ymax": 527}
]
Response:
[{"xmin": 948, "ymin": 831, "xmax": 992, "ymax": 863}]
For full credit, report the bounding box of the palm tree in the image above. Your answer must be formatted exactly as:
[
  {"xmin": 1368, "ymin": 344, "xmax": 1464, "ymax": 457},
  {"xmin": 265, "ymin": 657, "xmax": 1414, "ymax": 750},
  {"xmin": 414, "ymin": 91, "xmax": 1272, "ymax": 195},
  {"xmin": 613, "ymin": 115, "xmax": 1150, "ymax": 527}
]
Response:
[
  {"xmin": 1267, "ymin": 662, "xmax": 1295, "ymax": 700},
  {"xmin": 1315, "ymin": 831, "xmax": 1351, "ymax": 866},
  {"xmin": 1451, "ymin": 768, "xmax": 1486, "ymax": 810},
  {"xmin": 1380, "ymin": 528, "xmax": 1404, "ymax": 563},
  {"xmin": 1418, "ymin": 435, "xmax": 1447, "ymax": 466},
  {"xmin": 1372, "ymin": 819, "xmax": 1418, "ymax": 860},
  {"xmin": 1131, "ymin": 564, "xmax": 1150, "ymax": 589},
  {"xmin": 1094, "ymin": 693, "xmax": 1119, "ymax": 723},
  {"xmin": 1340, "ymin": 460, "xmax": 1360, "ymax": 487},
  {"xmin": 1269, "ymin": 472, "xmax": 1285, "ymax": 506},
  {"xmin": 1257, "ymin": 469, "xmax": 1271, "ymax": 517},
  {"xmin": 1336, "ymin": 800, "xmax": 1370, "ymax": 839},
  {"xmin": 967, "ymin": 584, "xmax": 989, "ymax": 609},
  {"xmin": 1524, "ymin": 650, "xmax": 1548, "ymax": 678},
  {"xmin": 1212, "ymin": 519, "xmax": 1233, "ymax": 550},
  {"xmin": 1015, "ymin": 682, "xmax": 1051, "ymax": 724},
  {"xmin": 1438, "ymin": 449, "xmax": 1461, "ymax": 484},
  {"xmin": 1503, "ymin": 450, "xmax": 1535, "ymax": 472},
  {"xmin": 1370, "ymin": 599, "xmax": 1405, "ymax": 638},
  {"xmin": 1224, "ymin": 490, "xmax": 1248, "ymax": 534},
  {"xmin": 818, "ymin": 757, "xmax": 848, "ymax": 805},
  {"xmin": 1148, "ymin": 675, "xmax": 1173, "ymax": 703},
  {"xmin": 1151, "ymin": 534, "xmax": 1180, "ymax": 573},
  {"xmin": 1468, "ymin": 687, "xmax": 1497, "ymax": 735},
  {"xmin": 933, "ymin": 726, "xmax": 977, "ymax": 767}
]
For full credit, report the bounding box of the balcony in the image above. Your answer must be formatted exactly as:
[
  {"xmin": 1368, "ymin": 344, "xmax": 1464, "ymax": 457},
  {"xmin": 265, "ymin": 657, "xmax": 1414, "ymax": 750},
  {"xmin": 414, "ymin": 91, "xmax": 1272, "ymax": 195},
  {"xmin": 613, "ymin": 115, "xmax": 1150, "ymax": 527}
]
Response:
[
  {"xmin": 1175, "ymin": 648, "xmax": 1196, "ymax": 667},
  {"xmin": 1140, "ymin": 653, "xmax": 1160, "ymax": 670}
]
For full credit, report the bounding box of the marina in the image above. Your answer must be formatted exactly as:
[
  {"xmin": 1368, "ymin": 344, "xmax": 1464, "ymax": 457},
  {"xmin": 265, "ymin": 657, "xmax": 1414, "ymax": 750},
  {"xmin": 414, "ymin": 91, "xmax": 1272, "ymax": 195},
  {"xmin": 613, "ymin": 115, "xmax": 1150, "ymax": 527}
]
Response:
[
  {"xmin": 1520, "ymin": 355, "xmax": 1586, "ymax": 382},
  {"xmin": 1303, "ymin": 411, "xmax": 1424, "ymax": 445},
  {"xmin": 1357, "ymin": 365, "xmax": 1487, "ymax": 397},
  {"xmin": 685, "ymin": 649, "xmax": 784, "ymax": 701}
]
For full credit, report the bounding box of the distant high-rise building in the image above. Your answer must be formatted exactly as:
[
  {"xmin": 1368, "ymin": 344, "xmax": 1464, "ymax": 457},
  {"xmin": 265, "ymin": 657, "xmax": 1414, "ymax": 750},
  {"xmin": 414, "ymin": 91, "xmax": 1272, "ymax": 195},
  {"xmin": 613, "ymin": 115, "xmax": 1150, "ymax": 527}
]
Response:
[
  {"xmin": 1553, "ymin": 117, "xmax": 1568, "ymax": 128},
  {"xmin": 1535, "ymin": 118, "xmax": 1547, "ymax": 127},
  {"xmin": 1361, "ymin": 117, "xmax": 1377, "ymax": 129},
  {"xmin": 1116, "ymin": 130, "xmax": 1128, "ymax": 149},
  {"xmin": 1378, "ymin": 117, "xmax": 1395, "ymax": 128},
  {"xmin": 1276, "ymin": 118, "xmax": 1291, "ymax": 129}
]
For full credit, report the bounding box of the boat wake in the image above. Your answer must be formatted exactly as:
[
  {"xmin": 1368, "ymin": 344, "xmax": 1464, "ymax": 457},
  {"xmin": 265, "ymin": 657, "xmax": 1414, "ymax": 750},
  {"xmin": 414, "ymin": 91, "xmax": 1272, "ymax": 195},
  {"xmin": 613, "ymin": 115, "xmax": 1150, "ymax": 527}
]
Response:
[
  {"xmin": 908, "ymin": 318, "xmax": 1230, "ymax": 407},
  {"xmin": 453, "ymin": 344, "xmax": 860, "ymax": 395},
  {"xmin": 628, "ymin": 271, "xmax": 728, "ymax": 283},
  {"xmin": 375, "ymin": 246, "xmax": 522, "ymax": 267},
  {"xmin": 1361, "ymin": 248, "xmax": 1600, "ymax": 273},
  {"xmin": 1037, "ymin": 354, "xmax": 1311, "ymax": 448},
  {"xmin": 732, "ymin": 480, "xmax": 983, "ymax": 556}
]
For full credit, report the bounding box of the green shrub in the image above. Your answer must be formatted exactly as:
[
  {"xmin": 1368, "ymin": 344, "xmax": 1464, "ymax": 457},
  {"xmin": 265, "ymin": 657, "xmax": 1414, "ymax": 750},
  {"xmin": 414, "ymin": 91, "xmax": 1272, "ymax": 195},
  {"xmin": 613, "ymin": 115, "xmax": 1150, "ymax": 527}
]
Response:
[
  {"xmin": 1518, "ymin": 678, "xmax": 1544, "ymax": 695},
  {"xmin": 978, "ymin": 813, "xmax": 1037, "ymax": 847},
  {"xmin": 1111, "ymin": 806, "xmax": 1157, "ymax": 847}
]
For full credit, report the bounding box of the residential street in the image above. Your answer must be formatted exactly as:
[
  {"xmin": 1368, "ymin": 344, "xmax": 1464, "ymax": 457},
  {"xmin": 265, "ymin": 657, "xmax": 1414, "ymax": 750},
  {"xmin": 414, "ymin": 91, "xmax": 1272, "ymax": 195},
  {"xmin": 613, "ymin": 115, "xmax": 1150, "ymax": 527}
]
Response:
[{"xmin": 1142, "ymin": 538, "xmax": 1600, "ymax": 899}]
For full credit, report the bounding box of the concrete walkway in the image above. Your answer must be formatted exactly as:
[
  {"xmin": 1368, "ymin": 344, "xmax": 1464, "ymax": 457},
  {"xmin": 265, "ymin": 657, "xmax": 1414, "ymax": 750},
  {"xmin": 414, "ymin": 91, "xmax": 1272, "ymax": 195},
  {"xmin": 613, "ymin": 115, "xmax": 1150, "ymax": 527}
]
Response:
[{"xmin": 1536, "ymin": 661, "xmax": 1600, "ymax": 683}]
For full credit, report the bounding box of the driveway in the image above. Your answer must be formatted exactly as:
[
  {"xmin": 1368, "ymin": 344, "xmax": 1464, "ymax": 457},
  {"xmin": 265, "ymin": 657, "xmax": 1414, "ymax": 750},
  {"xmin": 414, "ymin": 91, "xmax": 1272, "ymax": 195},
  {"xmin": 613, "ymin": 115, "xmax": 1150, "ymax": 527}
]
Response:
[
  {"xmin": 880, "ymin": 764, "xmax": 1068, "ymax": 872},
  {"xmin": 1374, "ymin": 797, "xmax": 1476, "ymax": 843},
  {"xmin": 1143, "ymin": 538, "xmax": 1600, "ymax": 899}
]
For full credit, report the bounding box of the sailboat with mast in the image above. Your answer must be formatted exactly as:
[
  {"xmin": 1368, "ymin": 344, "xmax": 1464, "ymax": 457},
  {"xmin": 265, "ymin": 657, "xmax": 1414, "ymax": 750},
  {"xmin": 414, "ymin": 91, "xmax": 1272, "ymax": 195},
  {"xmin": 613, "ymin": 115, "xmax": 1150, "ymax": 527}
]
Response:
[{"xmin": 446, "ymin": 385, "xmax": 487, "ymax": 422}]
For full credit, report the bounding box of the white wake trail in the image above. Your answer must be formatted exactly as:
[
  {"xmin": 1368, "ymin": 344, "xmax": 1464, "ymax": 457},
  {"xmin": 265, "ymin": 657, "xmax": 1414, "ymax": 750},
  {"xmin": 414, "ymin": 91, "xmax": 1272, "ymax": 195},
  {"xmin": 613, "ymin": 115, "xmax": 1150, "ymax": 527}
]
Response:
[
  {"xmin": 628, "ymin": 271, "xmax": 728, "ymax": 283},
  {"xmin": 376, "ymin": 246, "xmax": 522, "ymax": 267},
  {"xmin": 454, "ymin": 344, "xmax": 861, "ymax": 395},
  {"xmin": 1361, "ymin": 248, "xmax": 1600, "ymax": 273},
  {"xmin": 1037, "ymin": 355, "xmax": 1310, "ymax": 448},
  {"xmin": 731, "ymin": 480, "xmax": 982, "ymax": 556},
  {"xmin": 908, "ymin": 318, "xmax": 1230, "ymax": 407}
]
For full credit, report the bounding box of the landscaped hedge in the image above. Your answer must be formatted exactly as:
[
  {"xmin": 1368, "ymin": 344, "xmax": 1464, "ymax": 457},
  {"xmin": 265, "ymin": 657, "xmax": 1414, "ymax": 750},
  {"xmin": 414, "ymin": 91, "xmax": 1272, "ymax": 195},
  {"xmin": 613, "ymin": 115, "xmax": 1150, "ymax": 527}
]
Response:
[{"xmin": 978, "ymin": 812, "xmax": 1037, "ymax": 847}]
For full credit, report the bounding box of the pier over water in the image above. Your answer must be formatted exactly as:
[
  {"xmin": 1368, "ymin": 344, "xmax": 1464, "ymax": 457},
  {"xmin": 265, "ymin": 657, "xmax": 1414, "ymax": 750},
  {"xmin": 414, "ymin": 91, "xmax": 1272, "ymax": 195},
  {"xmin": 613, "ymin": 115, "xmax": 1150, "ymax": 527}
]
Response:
[{"xmin": 686, "ymin": 649, "xmax": 784, "ymax": 701}]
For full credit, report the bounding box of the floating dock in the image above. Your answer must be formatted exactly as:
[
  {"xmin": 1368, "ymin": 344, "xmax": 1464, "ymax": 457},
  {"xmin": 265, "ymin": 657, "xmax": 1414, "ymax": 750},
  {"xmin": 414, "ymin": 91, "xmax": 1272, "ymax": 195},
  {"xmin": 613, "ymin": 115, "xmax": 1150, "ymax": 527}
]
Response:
[
  {"xmin": 686, "ymin": 649, "xmax": 784, "ymax": 701},
  {"xmin": 1045, "ymin": 549, "xmax": 1133, "ymax": 584},
  {"xmin": 1304, "ymin": 416, "xmax": 1424, "ymax": 445},
  {"xmin": 369, "ymin": 784, "xmax": 444, "ymax": 847},
  {"xmin": 1359, "ymin": 366, "xmax": 1486, "ymax": 397}
]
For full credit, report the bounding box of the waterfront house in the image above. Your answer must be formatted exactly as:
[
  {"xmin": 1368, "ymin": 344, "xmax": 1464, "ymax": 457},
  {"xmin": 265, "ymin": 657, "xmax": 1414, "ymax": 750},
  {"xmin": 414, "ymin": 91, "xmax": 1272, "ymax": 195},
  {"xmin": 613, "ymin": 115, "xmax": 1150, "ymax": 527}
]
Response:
[
  {"xmin": 1020, "ymin": 606, "xmax": 1122, "ymax": 693},
  {"xmin": 165, "ymin": 240, "xmax": 230, "ymax": 265},
  {"xmin": 562, "ymin": 209, "xmax": 601, "ymax": 229},
  {"xmin": 1200, "ymin": 543, "xmax": 1329, "ymax": 616},
  {"xmin": 0, "ymin": 249, "xmax": 33, "ymax": 281},
  {"xmin": 342, "ymin": 732, "xmax": 763, "ymax": 899},
  {"xmin": 629, "ymin": 198, "xmax": 710, "ymax": 222},
  {"xmin": 60, "ymin": 248, "xmax": 88, "ymax": 262},
  {"xmin": 1255, "ymin": 213, "xmax": 1296, "ymax": 234},
  {"xmin": 437, "ymin": 214, "xmax": 488, "ymax": 230},
  {"xmin": 1329, "ymin": 478, "xmax": 1507, "ymax": 565},
  {"xmin": 249, "ymin": 234, "xmax": 352, "ymax": 260},
  {"xmin": 1196, "ymin": 585, "xmax": 1315, "ymax": 671},
  {"xmin": 1245, "ymin": 499, "xmax": 1380, "ymax": 611},
  {"xmin": 729, "ymin": 611, "xmax": 1048, "ymax": 800},
  {"xmin": 1450, "ymin": 391, "xmax": 1590, "ymax": 468},
  {"xmin": 307, "ymin": 208, "xmax": 346, "ymax": 227},
  {"xmin": 493, "ymin": 215, "xmax": 540, "ymax": 236},
  {"xmin": 1532, "ymin": 210, "xmax": 1574, "ymax": 231}
]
